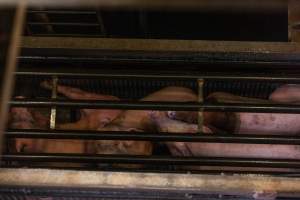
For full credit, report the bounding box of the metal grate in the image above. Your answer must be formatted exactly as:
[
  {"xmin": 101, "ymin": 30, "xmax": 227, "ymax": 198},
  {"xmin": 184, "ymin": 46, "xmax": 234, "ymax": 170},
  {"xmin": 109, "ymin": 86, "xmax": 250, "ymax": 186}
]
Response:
[
  {"xmin": 25, "ymin": 8, "xmax": 287, "ymax": 41},
  {"xmin": 4, "ymin": 61, "xmax": 300, "ymax": 173}
]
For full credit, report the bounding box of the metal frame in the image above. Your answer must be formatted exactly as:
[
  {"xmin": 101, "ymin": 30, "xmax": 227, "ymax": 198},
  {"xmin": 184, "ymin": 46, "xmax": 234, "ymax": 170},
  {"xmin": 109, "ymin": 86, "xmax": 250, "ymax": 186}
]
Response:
[
  {"xmin": 1, "ymin": 168, "xmax": 300, "ymax": 199},
  {"xmin": 0, "ymin": 0, "xmax": 287, "ymax": 12},
  {"xmin": 0, "ymin": 1, "xmax": 27, "ymax": 158},
  {"xmin": 3, "ymin": 2, "xmax": 300, "ymax": 198}
]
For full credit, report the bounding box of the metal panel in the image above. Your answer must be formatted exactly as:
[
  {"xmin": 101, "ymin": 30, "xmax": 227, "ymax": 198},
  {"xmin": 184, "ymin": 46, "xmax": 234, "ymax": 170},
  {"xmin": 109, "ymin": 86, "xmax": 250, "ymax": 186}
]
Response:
[{"xmin": 1, "ymin": 168, "xmax": 300, "ymax": 198}]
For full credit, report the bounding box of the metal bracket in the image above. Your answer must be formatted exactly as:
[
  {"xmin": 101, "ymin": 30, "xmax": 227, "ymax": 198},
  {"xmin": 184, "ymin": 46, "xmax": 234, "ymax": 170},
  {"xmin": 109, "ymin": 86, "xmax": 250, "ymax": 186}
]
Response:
[
  {"xmin": 198, "ymin": 79, "xmax": 204, "ymax": 133},
  {"xmin": 50, "ymin": 76, "xmax": 58, "ymax": 130}
]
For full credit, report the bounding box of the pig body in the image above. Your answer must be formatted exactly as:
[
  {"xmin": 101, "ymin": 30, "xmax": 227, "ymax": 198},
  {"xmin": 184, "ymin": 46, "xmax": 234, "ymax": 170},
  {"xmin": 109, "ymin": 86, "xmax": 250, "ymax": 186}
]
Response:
[
  {"xmin": 169, "ymin": 92, "xmax": 300, "ymax": 135},
  {"xmin": 207, "ymin": 92, "xmax": 300, "ymax": 135},
  {"xmin": 91, "ymin": 87, "xmax": 198, "ymax": 158},
  {"xmin": 9, "ymin": 97, "xmax": 87, "ymax": 167},
  {"xmin": 9, "ymin": 107, "xmax": 87, "ymax": 154},
  {"xmin": 150, "ymin": 110, "xmax": 300, "ymax": 168}
]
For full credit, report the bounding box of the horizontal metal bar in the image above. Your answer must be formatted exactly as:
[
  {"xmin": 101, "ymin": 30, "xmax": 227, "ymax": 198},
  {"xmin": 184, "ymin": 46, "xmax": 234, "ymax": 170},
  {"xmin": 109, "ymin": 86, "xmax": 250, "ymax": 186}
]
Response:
[
  {"xmin": 27, "ymin": 10, "xmax": 97, "ymax": 14},
  {"xmin": 0, "ymin": 0, "xmax": 286, "ymax": 11},
  {"xmin": 27, "ymin": 22, "xmax": 100, "ymax": 26},
  {"xmin": 14, "ymin": 69, "xmax": 300, "ymax": 83},
  {"xmin": 2, "ymin": 165, "xmax": 300, "ymax": 176},
  {"xmin": 26, "ymin": 33, "xmax": 105, "ymax": 37},
  {"xmin": 21, "ymin": 37, "xmax": 300, "ymax": 54},
  {"xmin": 9, "ymin": 99, "xmax": 300, "ymax": 113},
  {"xmin": 3, "ymin": 153, "xmax": 300, "ymax": 168},
  {"xmin": 6, "ymin": 129, "xmax": 300, "ymax": 145},
  {"xmin": 20, "ymin": 37, "xmax": 300, "ymax": 66}
]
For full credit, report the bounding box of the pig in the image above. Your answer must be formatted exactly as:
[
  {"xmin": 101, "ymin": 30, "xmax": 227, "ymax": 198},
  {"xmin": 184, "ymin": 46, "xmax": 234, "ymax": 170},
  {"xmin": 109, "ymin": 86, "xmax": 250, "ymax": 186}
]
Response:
[
  {"xmin": 8, "ymin": 96, "xmax": 49, "ymax": 153},
  {"xmin": 88, "ymin": 86, "xmax": 198, "ymax": 168},
  {"xmin": 9, "ymin": 107, "xmax": 87, "ymax": 153},
  {"xmin": 41, "ymin": 81, "xmax": 123, "ymax": 130},
  {"xmin": 40, "ymin": 82, "xmax": 155, "ymax": 167},
  {"xmin": 169, "ymin": 92, "xmax": 300, "ymax": 135},
  {"xmin": 149, "ymin": 111, "xmax": 300, "ymax": 172},
  {"xmin": 8, "ymin": 97, "xmax": 88, "ymax": 167},
  {"xmin": 89, "ymin": 86, "xmax": 198, "ymax": 156}
]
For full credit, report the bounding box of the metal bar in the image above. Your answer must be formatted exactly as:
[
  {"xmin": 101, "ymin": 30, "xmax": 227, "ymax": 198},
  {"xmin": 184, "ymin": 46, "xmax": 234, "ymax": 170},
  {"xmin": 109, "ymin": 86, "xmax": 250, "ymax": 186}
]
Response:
[
  {"xmin": 3, "ymin": 153, "xmax": 300, "ymax": 168},
  {"xmin": 13, "ymin": 68, "xmax": 300, "ymax": 82},
  {"xmin": 0, "ymin": 0, "xmax": 286, "ymax": 11},
  {"xmin": 95, "ymin": 10, "xmax": 107, "ymax": 37},
  {"xmin": 50, "ymin": 76, "xmax": 57, "ymax": 130},
  {"xmin": 288, "ymin": 0, "xmax": 300, "ymax": 42},
  {"xmin": 21, "ymin": 37, "xmax": 300, "ymax": 53},
  {"xmin": 27, "ymin": 22, "xmax": 100, "ymax": 26},
  {"xmin": 0, "ymin": 1, "xmax": 27, "ymax": 158},
  {"xmin": 27, "ymin": 10, "xmax": 97, "ymax": 14},
  {"xmin": 2, "ymin": 165, "xmax": 300, "ymax": 176},
  {"xmin": 139, "ymin": 10, "xmax": 148, "ymax": 38},
  {"xmin": 22, "ymin": 33, "xmax": 106, "ymax": 37},
  {"xmin": 198, "ymin": 79, "xmax": 204, "ymax": 133},
  {"xmin": 6, "ymin": 129, "xmax": 300, "ymax": 145},
  {"xmin": 1, "ymin": 168, "xmax": 300, "ymax": 198},
  {"xmin": 9, "ymin": 99, "xmax": 300, "ymax": 113},
  {"xmin": 20, "ymin": 37, "xmax": 300, "ymax": 66}
]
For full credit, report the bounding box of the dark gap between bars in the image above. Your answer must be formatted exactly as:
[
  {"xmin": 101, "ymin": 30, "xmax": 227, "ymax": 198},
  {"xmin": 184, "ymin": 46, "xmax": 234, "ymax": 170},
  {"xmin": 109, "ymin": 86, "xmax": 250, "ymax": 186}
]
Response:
[
  {"xmin": 9, "ymin": 99, "xmax": 300, "ymax": 113},
  {"xmin": 5, "ymin": 129, "xmax": 300, "ymax": 145},
  {"xmin": 3, "ymin": 154, "xmax": 300, "ymax": 168}
]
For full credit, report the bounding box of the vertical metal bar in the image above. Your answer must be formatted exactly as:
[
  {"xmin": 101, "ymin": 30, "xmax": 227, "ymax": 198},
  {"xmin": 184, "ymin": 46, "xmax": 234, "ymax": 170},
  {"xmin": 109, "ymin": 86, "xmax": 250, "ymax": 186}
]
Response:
[
  {"xmin": 198, "ymin": 79, "xmax": 204, "ymax": 133},
  {"xmin": 96, "ymin": 11, "xmax": 107, "ymax": 37},
  {"xmin": 288, "ymin": 0, "xmax": 300, "ymax": 42},
  {"xmin": 0, "ymin": 1, "xmax": 27, "ymax": 158},
  {"xmin": 139, "ymin": 10, "xmax": 148, "ymax": 38},
  {"xmin": 50, "ymin": 76, "xmax": 58, "ymax": 130}
]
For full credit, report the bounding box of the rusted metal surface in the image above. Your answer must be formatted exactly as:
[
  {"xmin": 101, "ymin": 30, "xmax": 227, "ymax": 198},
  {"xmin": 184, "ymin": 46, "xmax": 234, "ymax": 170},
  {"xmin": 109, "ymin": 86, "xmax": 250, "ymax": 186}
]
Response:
[
  {"xmin": 288, "ymin": 0, "xmax": 300, "ymax": 42},
  {"xmin": 0, "ymin": 1, "xmax": 27, "ymax": 157},
  {"xmin": 0, "ymin": 168, "xmax": 300, "ymax": 198},
  {"xmin": 21, "ymin": 36, "xmax": 300, "ymax": 53}
]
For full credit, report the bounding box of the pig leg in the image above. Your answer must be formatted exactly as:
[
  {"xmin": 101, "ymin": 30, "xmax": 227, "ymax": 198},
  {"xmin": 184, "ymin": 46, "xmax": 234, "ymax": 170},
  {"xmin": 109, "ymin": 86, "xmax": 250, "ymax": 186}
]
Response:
[{"xmin": 150, "ymin": 111, "xmax": 202, "ymax": 156}]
